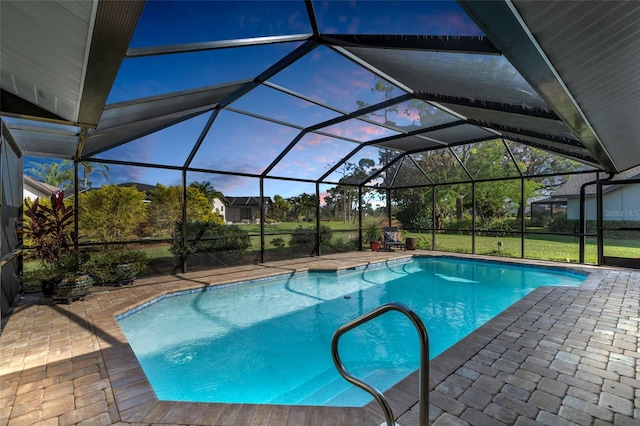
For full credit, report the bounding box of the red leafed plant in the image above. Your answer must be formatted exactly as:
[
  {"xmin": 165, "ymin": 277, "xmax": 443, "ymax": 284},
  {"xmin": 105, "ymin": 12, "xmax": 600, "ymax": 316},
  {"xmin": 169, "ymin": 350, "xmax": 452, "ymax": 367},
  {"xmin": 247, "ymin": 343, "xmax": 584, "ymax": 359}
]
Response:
[{"xmin": 22, "ymin": 191, "xmax": 79, "ymax": 263}]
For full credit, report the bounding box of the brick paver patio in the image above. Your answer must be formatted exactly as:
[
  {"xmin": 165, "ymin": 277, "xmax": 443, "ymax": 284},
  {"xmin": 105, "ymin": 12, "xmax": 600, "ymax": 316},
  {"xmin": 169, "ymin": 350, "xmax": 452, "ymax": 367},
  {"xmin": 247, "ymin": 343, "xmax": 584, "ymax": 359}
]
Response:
[{"xmin": 1, "ymin": 252, "xmax": 638, "ymax": 425}]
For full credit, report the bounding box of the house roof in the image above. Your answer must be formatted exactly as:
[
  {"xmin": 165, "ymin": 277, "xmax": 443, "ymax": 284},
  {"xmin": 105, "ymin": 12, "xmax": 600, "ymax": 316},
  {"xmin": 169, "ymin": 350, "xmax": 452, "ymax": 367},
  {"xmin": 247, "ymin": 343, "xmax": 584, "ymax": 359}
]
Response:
[
  {"xmin": 115, "ymin": 182, "xmax": 157, "ymax": 193},
  {"xmin": 23, "ymin": 175, "xmax": 60, "ymax": 198},
  {"xmin": 552, "ymin": 165, "xmax": 640, "ymax": 197},
  {"xmin": 226, "ymin": 196, "xmax": 273, "ymax": 207}
]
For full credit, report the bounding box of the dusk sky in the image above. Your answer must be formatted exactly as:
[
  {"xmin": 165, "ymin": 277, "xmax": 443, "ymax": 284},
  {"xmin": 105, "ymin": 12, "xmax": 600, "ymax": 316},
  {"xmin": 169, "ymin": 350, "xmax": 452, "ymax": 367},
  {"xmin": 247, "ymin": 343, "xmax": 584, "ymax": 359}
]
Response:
[{"xmin": 26, "ymin": 0, "xmax": 485, "ymax": 198}]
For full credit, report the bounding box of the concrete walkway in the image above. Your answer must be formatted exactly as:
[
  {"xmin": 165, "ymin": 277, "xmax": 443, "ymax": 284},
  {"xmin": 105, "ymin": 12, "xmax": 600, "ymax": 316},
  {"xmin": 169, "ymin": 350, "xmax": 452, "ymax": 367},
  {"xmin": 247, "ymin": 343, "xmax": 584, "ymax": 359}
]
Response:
[{"xmin": 0, "ymin": 252, "xmax": 638, "ymax": 425}]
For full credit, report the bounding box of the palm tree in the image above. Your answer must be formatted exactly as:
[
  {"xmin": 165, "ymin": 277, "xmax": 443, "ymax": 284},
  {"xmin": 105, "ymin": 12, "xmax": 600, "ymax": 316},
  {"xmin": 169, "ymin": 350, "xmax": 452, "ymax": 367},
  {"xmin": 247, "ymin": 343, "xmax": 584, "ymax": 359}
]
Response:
[
  {"xmin": 25, "ymin": 161, "xmax": 73, "ymax": 188},
  {"xmin": 76, "ymin": 161, "xmax": 109, "ymax": 190},
  {"xmin": 189, "ymin": 181, "xmax": 222, "ymax": 203}
]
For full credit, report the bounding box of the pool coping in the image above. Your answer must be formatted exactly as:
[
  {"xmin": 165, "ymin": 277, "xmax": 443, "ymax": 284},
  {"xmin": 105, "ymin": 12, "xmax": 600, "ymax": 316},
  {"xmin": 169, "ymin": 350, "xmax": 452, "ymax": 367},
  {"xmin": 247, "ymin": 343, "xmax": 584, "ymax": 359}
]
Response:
[{"xmin": 88, "ymin": 252, "xmax": 607, "ymax": 425}]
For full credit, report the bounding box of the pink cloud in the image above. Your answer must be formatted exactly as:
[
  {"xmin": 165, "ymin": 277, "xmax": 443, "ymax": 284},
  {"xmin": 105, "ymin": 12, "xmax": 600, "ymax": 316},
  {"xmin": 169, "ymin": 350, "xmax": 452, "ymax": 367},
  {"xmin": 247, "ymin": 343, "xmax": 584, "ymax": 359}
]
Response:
[{"xmin": 306, "ymin": 133, "xmax": 327, "ymax": 146}]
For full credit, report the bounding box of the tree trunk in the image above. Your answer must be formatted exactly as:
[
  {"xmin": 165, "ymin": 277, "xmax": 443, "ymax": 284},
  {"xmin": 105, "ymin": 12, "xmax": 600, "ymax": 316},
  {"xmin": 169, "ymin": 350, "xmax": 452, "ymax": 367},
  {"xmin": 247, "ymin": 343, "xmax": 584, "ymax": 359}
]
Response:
[{"xmin": 456, "ymin": 195, "xmax": 465, "ymax": 221}]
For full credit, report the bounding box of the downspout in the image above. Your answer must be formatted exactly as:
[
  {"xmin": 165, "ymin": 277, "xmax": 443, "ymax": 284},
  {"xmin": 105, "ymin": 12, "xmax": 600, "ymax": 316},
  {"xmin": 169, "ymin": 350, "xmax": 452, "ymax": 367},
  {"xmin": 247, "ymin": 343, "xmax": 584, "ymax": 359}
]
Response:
[{"xmin": 579, "ymin": 172, "xmax": 613, "ymax": 264}]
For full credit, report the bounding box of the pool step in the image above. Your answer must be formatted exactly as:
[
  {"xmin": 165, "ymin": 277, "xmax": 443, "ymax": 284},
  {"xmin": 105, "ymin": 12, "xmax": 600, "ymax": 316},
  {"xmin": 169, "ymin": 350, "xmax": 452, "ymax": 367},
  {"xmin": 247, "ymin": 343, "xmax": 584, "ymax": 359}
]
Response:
[{"xmin": 271, "ymin": 365, "xmax": 412, "ymax": 406}]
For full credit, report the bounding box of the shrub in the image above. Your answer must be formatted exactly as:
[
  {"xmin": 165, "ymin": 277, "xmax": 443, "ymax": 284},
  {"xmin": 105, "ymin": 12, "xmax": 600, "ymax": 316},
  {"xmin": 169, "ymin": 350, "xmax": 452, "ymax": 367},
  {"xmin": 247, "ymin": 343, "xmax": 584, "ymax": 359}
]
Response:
[
  {"xmin": 289, "ymin": 225, "xmax": 333, "ymax": 250},
  {"xmin": 170, "ymin": 221, "xmax": 251, "ymax": 266},
  {"xmin": 443, "ymin": 218, "xmax": 473, "ymax": 232},
  {"xmin": 416, "ymin": 235, "xmax": 432, "ymax": 249},
  {"xmin": 548, "ymin": 216, "xmax": 578, "ymax": 233},
  {"xmin": 271, "ymin": 237, "xmax": 286, "ymax": 248}
]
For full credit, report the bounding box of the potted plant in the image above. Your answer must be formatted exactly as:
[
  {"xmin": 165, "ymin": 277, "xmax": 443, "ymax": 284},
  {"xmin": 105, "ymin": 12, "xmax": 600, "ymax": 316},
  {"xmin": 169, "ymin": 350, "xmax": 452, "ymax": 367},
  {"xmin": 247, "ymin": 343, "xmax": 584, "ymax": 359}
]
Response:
[
  {"xmin": 52, "ymin": 251, "xmax": 94, "ymax": 303},
  {"xmin": 87, "ymin": 247, "xmax": 148, "ymax": 287},
  {"xmin": 363, "ymin": 221, "xmax": 382, "ymax": 252},
  {"xmin": 18, "ymin": 191, "xmax": 82, "ymax": 296},
  {"xmin": 16, "ymin": 262, "xmax": 59, "ymax": 294}
]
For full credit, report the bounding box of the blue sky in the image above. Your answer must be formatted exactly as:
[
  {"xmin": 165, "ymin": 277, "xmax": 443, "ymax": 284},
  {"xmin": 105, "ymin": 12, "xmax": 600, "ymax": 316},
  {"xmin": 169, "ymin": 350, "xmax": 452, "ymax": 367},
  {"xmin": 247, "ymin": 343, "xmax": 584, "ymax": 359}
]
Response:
[{"xmin": 26, "ymin": 1, "xmax": 483, "ymax": 199}]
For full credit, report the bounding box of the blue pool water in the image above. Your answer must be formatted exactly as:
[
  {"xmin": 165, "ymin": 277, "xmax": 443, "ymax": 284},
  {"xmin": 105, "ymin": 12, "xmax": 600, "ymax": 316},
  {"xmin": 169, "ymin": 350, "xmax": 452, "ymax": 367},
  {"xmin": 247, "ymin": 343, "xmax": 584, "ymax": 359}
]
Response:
[{"xmin": 117, "ymin": 257, "xmax": 585, "ymax": 406}]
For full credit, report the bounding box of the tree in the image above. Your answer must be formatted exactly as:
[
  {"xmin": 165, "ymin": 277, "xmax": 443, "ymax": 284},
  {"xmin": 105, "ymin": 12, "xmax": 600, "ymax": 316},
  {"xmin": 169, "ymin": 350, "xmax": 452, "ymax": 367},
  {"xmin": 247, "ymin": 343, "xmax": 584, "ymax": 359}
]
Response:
[
  {"xmin": 78, "ymin": 185, "xmax": 147, "ymax": 242},
  {"xmin": 25, "ymin": 160, "xmax": 73, "ymax": 188},
  {"xmin": 76, "ymin": 161, "xmax": 109, "ymax": 190},
  {"xmin": 287, "ymin": 193, "xmax": 316, "ymax": 222},
  {"xmin": 189, "ymin": 181, "xmax": 223, "ymax": 203},
  {"xmin": 146, "ymin": 184, "xmax": 222, "ymax": 238},
  {"xmin": 270, "ymin": 195, "xmax": 292, "ymax": 222}
]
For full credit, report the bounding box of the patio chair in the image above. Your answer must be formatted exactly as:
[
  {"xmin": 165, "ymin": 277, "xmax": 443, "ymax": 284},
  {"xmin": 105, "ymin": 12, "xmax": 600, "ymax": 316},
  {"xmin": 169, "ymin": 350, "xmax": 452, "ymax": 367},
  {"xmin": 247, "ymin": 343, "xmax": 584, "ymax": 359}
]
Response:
[{"xmin": 383, "ymin": 227, "xmax": 406, "ymax": 251}]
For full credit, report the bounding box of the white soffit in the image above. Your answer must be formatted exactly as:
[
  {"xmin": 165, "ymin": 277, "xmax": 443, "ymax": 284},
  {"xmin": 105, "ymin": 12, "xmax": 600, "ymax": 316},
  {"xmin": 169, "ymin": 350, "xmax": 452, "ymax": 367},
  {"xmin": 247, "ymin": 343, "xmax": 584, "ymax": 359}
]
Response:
[{"xmin": 0, "ymin": 0, "xmax": 97, "ymax": 123}]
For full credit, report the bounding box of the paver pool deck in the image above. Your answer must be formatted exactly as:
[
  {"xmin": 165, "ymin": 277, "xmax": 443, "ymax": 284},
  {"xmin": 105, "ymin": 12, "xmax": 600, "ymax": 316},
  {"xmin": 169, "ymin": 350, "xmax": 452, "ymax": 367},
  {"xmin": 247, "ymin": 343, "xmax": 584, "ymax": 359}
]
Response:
[{"xmin": 1, "ymin": 251, "xmax": 638, "ymax": 425}]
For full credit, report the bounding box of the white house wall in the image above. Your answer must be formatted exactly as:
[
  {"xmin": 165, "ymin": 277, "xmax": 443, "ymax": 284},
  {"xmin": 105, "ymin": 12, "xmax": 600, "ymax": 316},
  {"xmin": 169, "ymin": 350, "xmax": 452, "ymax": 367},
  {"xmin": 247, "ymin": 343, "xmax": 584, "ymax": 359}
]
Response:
[
  {"xmin": 566, "ymin": 184, "xmax": 640, "ymax": 222},
  {"xmin": 567, "ymin": 198, "xmax": 597, "ymax": 221},
  {"xmin": 602, "ymin": 184, "xmax": 640, "ymax": 222}
]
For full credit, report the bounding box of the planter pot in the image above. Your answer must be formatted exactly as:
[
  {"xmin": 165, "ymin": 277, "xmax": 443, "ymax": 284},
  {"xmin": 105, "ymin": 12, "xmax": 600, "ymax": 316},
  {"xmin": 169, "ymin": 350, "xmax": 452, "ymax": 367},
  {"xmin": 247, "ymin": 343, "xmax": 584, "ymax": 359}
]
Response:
[
  {"xmin": 370, "ymin": 241, "xmax": 381, "ymax": 252},
  {"xmin": 115, "ymin": 263, "xmax": 137, "ymax": 286},
  {"xmin": 406, "ymin": 237, "xmax": 418, "ymax": 250},
  {"xmin": 53, "ymin": 274, "xmax": 94, "ymax": 304},
  {"xmin": 41, "ymin": 279, "xmax": 57, "ymax": 296}
]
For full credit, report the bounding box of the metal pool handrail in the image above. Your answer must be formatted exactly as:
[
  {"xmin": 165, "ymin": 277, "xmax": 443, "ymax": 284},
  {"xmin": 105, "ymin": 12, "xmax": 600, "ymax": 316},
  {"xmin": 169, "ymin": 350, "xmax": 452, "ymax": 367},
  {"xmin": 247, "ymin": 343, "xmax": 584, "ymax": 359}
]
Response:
[{"xmin": 331, "ymin": 302, "xmax": 430, "ymax": 426}]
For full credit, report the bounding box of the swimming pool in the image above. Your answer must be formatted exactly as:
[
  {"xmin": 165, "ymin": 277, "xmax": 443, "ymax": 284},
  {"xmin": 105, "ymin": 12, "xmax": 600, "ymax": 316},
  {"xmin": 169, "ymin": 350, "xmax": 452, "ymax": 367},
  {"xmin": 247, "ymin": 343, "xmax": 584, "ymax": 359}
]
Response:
[{"xmin": 117, "ymin": 256, "xmax": 586, "ymax": 407}]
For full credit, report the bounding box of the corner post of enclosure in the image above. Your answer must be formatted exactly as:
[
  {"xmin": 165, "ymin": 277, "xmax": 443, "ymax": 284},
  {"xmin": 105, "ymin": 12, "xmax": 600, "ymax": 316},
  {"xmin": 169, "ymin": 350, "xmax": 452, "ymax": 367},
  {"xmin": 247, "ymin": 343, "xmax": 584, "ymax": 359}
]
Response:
[
  {"xmin": 181, "ymin": 170, "xmax": 188, "ymax": 273},
  {"xmin": 316, "ymin": 181, "xmax": 322, "ymax": 256},
  {"xmin": 431, "ymin": 186, "xmax": 436, "ymax": 250},
  {"xmin": 260, "ymin": 179, "xmax": 265, "ymax": 263},
  {"xmin": 358, "ymin": 185, "xmax": 363, "ymax": 251},
  {"xmin": 73, "ymin": 161, "xmax": 79, "ymax": 251},
  {"xmin": 471, "ymin": 181, "xmax": 476, "ymax": 254},
  {"xmin": 520, "ymin": 177, "xmax": 525, "ymax": 258},
  {"xmin": 386, "ymin": 188, "xmax": 391, "ymax": 227},
  {"xmin": 596, "ymin": 178, "xmax": 604, "ymax": 265}
]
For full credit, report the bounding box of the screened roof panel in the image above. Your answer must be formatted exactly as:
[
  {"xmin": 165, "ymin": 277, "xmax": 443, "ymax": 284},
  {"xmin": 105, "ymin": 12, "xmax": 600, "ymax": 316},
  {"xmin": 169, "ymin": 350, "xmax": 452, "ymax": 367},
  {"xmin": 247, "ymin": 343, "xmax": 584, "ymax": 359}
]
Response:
[
  {"xmin": 324, "ymin": 145, "xmax": 401, "ymax": 184},
  {"xmin": 501, "ymin": 132, "xmax": 594, "ymax": 162},
  {"xmin": 390, "ymin": 157, "xmax": 432, "ymax": 188},
  {"xmin": 228, "ymin": 85, "xmax": 340, "ymax": 129},
  {"xmin": 409, "ymin": 150, "xmax": 468, "ymax": 184},
  {"xmin": 130, "ymin": 1, "xmax": 311, "ymax": 48},
  {"xmin": 4, "ymin": 118, "xmax": 79, "ymax": 158},
  {"xmin": 5, "ymin": 1, "xmax": 638, "ymax": 180},
  {"xmin": 421, "ymin": 123, "xmax": 497, "ymax": 144},
  {"xmin": 190, "ymin": 110, "xmax": 300, "ymax": 174},
  {"xmin": 440, "ymin": 102, "xmax": 578, "ymax": 142},
  {"xmin": 313, "ymin": 1, "xmax": 483, "ymax": 36},
  {"xmin": 451, "ymin": 139, "xmax": 520, "ymax": 180},
  {"xmin": 359, "ymin": 99, "xmax": 459, "ymax": 132},
  {"xmin": 317, "ymin": 118, "xmax": 401, "ymax": 143},
  {"xmin": 506, "ymin": 140, "xmax": 596, "ymax": 175},
  {"xmin": 84, "ymin": 83, "xmax": 246, "ymax": 157},
  {"xmin": 268, "ymin": 45, "xmax": 406, "ymax": 114},
  {"xmin": 93, "ymin": 113, "xmax": 210, "ymax": 167},
  {"xmin": 345, "ymin": 48, "xmax": 550, "ymax": 111},
  {"xmin": 268, "ymin": 133, "xmax": 358, "ymax": 180},
  {"xmin": 108, "ymin": 42, "xmax": 302, "ymax": 104},
  {"xmin": 375, "ymin": 135, "xmax": 443, "ymax": 152},
  {"xmin": 10, "ymin": 129, "xmax": 78, "ymax": 159},
  {"xmin": 100, "ymin": 82, "xmax": 246, "ymax": 129},
  {"xmin": 86, "ymin": 109, "xmax": 211, "ymax": 159}
]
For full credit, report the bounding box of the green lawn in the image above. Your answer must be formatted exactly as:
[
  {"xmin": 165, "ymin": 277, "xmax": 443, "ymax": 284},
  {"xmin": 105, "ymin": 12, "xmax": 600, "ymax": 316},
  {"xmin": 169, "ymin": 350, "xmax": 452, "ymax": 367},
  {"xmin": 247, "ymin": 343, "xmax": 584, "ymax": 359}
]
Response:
[{"xmin": 185, "ymin": 221, "xmax": 638, "ymax": 265}]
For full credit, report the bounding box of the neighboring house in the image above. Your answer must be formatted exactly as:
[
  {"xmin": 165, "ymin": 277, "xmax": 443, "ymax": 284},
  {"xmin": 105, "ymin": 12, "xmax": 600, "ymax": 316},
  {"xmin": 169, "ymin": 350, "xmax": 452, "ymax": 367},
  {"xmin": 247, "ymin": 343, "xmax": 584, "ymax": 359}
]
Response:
[
  {"xmin": 23, "ymin": 175, "xmax": 60, "ymax": 200},
  {"xmin": 224, "ymin": 196, "xmax": 272, "ymax": 223},
  {"xmin": 212, "ymin": 197, "xmax": 227, "ymax": 217},
  {"xmin": 543, "ymin": 166, "xmax": 640, "ymax": 221}
]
